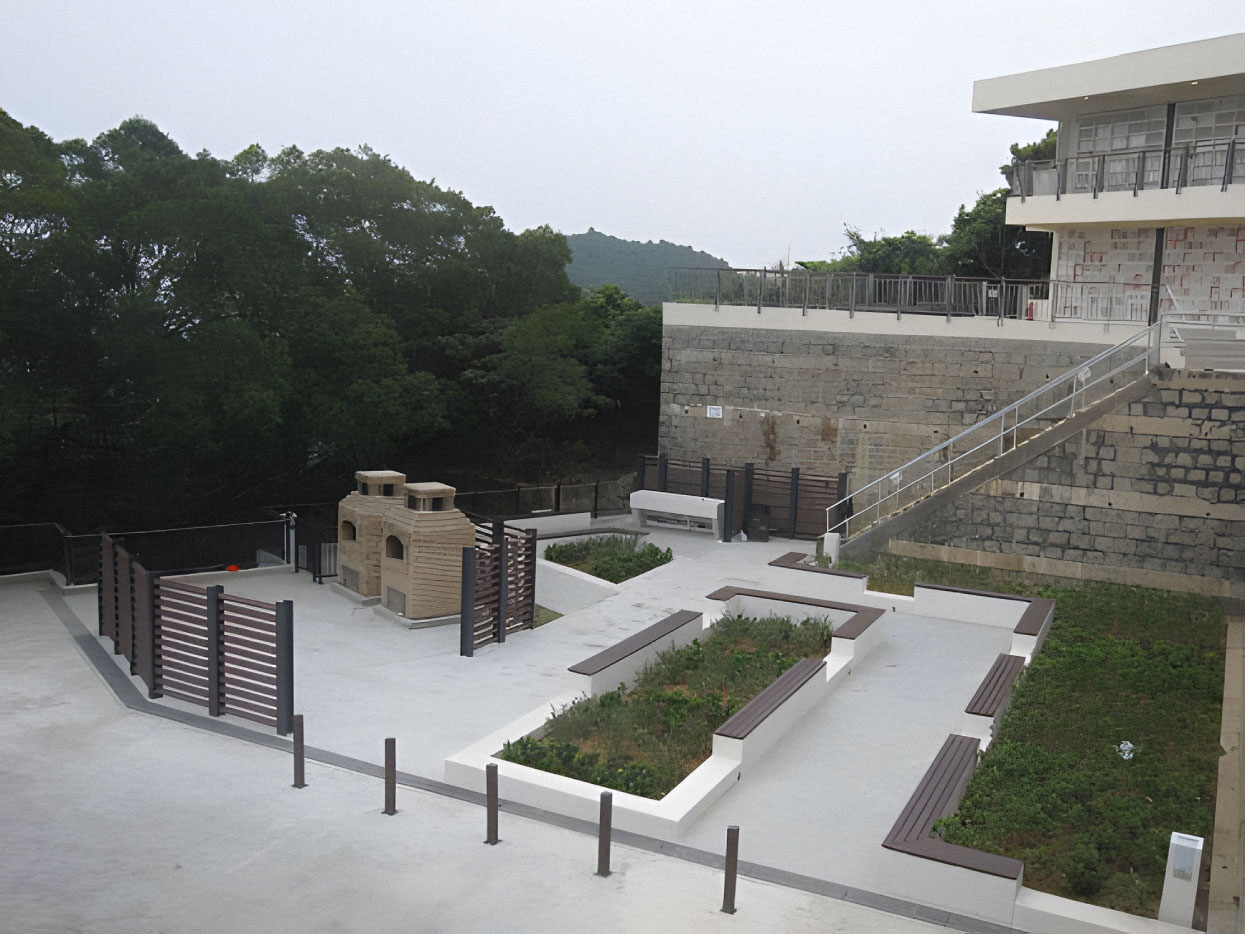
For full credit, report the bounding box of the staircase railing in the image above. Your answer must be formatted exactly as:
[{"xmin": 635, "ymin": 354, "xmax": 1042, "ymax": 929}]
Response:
[{"xmin": 825, "ymin": 322, "xmax": 1161, "ymax": 538}]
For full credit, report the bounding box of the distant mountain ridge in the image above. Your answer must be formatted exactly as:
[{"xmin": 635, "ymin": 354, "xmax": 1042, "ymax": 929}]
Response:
[{"xmin": 565, "ymin": 229, "xmax": 730, "ymax": 306}]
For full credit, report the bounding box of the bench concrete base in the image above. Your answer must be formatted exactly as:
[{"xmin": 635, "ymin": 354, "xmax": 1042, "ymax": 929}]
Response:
[{"xmin": 629, "ymin": 490, "xmax": 725, "ymax": 536}]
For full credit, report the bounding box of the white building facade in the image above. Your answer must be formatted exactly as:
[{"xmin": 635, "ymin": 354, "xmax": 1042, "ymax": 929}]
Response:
[{"xmin": 974, "ymin": 33, "xmax": 1245, "ymax": 323}]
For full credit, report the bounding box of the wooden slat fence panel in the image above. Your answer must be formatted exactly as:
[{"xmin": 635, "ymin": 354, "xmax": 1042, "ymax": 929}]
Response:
[
  {"xmin": 638, "ymin": 455, "xmax": 849, "ymax": 539},
  {"xmin": 461, "ymin": 521, "xmax": 538, "ymax": 653}
]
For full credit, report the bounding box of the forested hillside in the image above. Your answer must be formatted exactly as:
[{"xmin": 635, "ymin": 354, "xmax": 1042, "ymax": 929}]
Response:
[
  {"xmin": 566, "ymin": 229, "xmax": 728, "ymax": 305},
  {"xmin": 0, "ymin": 111, "xmax": 661, "ymax": 529}
]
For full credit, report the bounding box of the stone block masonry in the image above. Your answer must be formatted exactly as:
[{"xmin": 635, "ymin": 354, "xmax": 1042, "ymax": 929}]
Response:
[
  {"xmin": 659, "ymin": 324, "xmax": 1108, "ymax": 489},
  {"xmin": 903, "ymin": 370, "xmax": 1245, "ymax": 588}
]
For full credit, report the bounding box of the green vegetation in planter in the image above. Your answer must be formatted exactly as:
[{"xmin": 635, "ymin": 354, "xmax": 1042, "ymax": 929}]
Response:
[
  {"xmin": 843, "ymin": 554, "xmax": 1224, "ymax": 919},
  {"xmin": 543, "ymin": 535, "xmax": 673, "ymax": 583},
  {"xmin": 497, "ymin": 615, "xmax": 833, "ymax": 798}
]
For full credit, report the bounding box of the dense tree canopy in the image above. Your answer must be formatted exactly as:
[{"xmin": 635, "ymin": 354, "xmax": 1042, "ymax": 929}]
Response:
[{"xmin": 0, "ymin": 110, "xmax": 658, "ymax": 528}]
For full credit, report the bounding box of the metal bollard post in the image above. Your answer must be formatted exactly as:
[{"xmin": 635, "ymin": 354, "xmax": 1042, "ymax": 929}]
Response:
[
  {"xmin": 292, "ymin": 714, "xmax": 306, "ymax": 788},
  {"xmin": 596, "ymin": 791, "xmax": 612, "ymax": 877},
  {"xmin": 383, "ymin": 738, "xmax": 397, "ymax": 815},
  {"xmin": 721, "ymin": 825, "xmax": 739, "ymax": 914},
  {"xmin": 485, "ymin": 763, "xmax": 499, "ymax": 845}
]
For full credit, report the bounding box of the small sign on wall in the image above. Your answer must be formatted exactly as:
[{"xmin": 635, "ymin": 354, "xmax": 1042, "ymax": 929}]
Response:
[{"xmin": 706, "ymin": 405, "xmax": 723, "ymax": 419}]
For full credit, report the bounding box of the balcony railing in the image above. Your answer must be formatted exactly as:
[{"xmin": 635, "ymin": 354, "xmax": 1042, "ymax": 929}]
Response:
[
  {"xmin": 666, "ymin": 268, "xmax": 1154, "ymax": 324},
  {"xmin": 1012, "ymin": 137, "xmax": 1243, "ymax": 199}
]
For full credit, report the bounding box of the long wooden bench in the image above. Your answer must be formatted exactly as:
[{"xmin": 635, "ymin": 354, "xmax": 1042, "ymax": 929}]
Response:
[
  {"xmin": 705, "ymin": 586, "xmax": 883, "ymax": 641},
  {"xmin": 714, "ymin": 658, "xmax": 826, "ymax": 740},
  {"xmin": 883, "ymin": 734, "xmax": 1023, "ymax": 879},
  {"xmin": 965, "ymin": 654, "xmax": 1026, "ymax": 718},
  {"xmin": 568, "ymin": 609, "xmax": 701, "ymax": 676},
  {"xmin": 767, "ymin": 552, "xmax": 868, "ymax": 580}
]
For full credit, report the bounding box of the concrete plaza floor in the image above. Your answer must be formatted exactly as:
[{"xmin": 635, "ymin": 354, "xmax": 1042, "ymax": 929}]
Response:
[
  {"xmin": 0, "ymin": 579, "xmax": 954, "ymax": 934},
  {"xmin": 4, "ymin": 521, "xmax": 1026, "ymax": 932}
]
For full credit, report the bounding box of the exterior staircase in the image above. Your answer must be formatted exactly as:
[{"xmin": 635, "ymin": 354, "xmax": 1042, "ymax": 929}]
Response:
[{"xmin": 826, "ymin": 323, "xmax": 1162, "ymax": 550}]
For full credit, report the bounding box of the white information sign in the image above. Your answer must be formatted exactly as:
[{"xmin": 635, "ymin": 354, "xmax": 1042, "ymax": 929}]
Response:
[{"xmin": 706, "ymin": 405, "xmax": 723, "ymax": 419}]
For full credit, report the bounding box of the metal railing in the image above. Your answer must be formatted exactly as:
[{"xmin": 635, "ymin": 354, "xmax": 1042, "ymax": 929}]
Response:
[
  {"xmin": 668, "ymin": 267, "xmax": 1163, "ymax": 324},
  {"xmin": 824, "ymin": 322, "xmax": 1162, "ymax": 538},
  {"xmin": 1012, "ymin": 137, "xmax": 1243, "ymax": 199},
  {"xmin": 668, "ymin": 268, "xmax": 1048, "ymax": 319}
]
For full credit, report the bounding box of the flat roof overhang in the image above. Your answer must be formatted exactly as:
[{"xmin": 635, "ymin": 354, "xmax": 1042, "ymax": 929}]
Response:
[{"xmin": 973, "ymin": 33, "xmax": 1245, "ymax": 123}]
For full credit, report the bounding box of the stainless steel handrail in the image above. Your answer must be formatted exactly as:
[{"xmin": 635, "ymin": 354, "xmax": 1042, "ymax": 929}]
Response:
[{"xmin": 824, "ymin": 323, "xmax": 1161, "ymax": 537}]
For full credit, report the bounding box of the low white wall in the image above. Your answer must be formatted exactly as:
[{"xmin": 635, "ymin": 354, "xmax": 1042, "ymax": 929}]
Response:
[
  {"xmin": 911, "ymin": 586, "xmax": 1028, "ymax": 628},
  {"xmin": 728, "ymin": 594, "xmax": 858, "ymax": 628},
  {"xmin": 713, "ymin": 669, "xmax": 829, "ymax": 766},
  {"xmin": 508, "ymin": 512, "xmax": 593, "ymax": 535},
  {"xmin": 1014, "ymin": 886, "xmax": 1194, "ymax": 934},
  {"xmin": 534, "ymin": 559, "xmax": 621, "ymax": 614},
  {"xmin": 579, "ymin": 612, "xmax": 706, "ymax": 696},
  {"xmin": 874, "ymin": 848, "xmax": 1024, "ymax": 929}
]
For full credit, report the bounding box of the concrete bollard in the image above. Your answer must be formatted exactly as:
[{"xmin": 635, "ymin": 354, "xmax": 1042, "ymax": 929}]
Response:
[
  {"xmin": 383, "ymin": 738, "xmax": 397, "ymax": 815},
  {"xmin": 485, "ymin": 763, "xmax": 499, "ymax": 845},
  {"xmin": 721, "ymin": 825, "xmax": 739, "ymax": 914},
  {"xmin": 821, "ymin": 532, "xmax": 841, "ymax": 566},
  {"xmin": 292, "ymin": 714, "xmax": 306, "ymax": 789},
  {"xmin": 596, "ymin": 791, "xmax": 612, "ymax": 877}
]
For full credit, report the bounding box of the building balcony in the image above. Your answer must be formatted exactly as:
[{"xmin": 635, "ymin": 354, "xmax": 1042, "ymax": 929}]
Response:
[{"xmin": 1008, "ymin": 139, "xmax": 1245, "ymax": 229}]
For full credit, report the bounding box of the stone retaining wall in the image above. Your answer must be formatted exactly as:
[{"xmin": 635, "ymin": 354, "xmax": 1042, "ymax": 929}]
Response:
[
  {"xmin": 659, "ymin": 325, "xmax": 1107, "ymax": 487},
  {"xmin": 903, "ymin": 370, "xmax": 1245, "ymax": 584}
]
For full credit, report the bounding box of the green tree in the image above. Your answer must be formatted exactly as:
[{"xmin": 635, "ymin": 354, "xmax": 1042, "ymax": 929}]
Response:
[
  {"xmin": 1001, "ymin": 128, "xmax": 1058, "ymax": 188},
  {"xmin": 942, "ymin": 189, "xmax": 1051, "ymax": 280}
]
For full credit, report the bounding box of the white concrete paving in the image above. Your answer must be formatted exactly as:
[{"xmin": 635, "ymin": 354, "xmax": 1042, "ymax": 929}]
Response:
[{"xmin": 1, "ymin": 577, "xmax": 961, "ymax": 934}]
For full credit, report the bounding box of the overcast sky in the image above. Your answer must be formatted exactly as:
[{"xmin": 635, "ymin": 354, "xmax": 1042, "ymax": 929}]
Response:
[{"xmin": 3, "ymin": 2, "xmax": 1242, "ymax": 267}]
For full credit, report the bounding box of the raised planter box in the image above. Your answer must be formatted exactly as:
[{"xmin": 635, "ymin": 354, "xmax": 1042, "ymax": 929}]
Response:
[
  {"xmin": 445, "ymin": 599, "xmax": 854, "ymax": 837},
  {"xmin": 568, "ymin": 609, "xmax": 704, "ymax": 696}
]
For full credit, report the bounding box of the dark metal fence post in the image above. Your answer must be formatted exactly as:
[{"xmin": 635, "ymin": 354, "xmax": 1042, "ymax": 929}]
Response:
[
  {"xmin": 836, "ymin": 471, "xmax": 852, "ymax": 528},
  {"xmin": 722, "ymin": 825, "xmax": 740, "ymax": 914},
  {"xmin": 292, "ymin": 714, "xmax": 306, "ymax": 788},
  {"xmin": 383, "ymin": 738, "xmax": 397, "ymax": 815},
  {"xmin": 700, "ymin": 457, "xmax": 710, "ymax": 497},
  {"xmin": 496, "ymin": 535, "xmax": 508, "ymax": 645},
  {"xmin": 485, "ymin": 763, "xmax": 499, "ymax": 844},
  {"xmin": 656, "ymin": 454, "xmax": 668, "ymax": 492},
  {"xmin": 788, "ymin": 467, "xmax": 800, "ymax": 538},
  {"xmin": 133, "ymin": 565, "xmax": 159, "ymax": 698},
  {"xmin": 633, "ymin": 454, "xmax": 647, "ymax": 492},
  {"xmin": 722, "ymin": 471, "xmax": 735, "ymax": 543},
  {"xmin": 205, "ymin": 585, "xmax": 223, "ymax": 717},
  {"xmin": 743, "ymin": 463, "xmax": 755, "ymax": 528},
  {"xmin": 460, "ymin": 547, "xmax": 476, "ymax": 657},
  {"xmin": 592, "ymin": 481, "xmax": 600, "ymax": 518},
  {"xmin": 554, "ymin": 483, "xmax": 561, "ymax": 514},
  {"xmin": 275, "ymin": 600, "xmax": 294, "ymax": 735},
  {"xmin": 597, "ymin": 791, "xmax": 613, "ymax": 877}
]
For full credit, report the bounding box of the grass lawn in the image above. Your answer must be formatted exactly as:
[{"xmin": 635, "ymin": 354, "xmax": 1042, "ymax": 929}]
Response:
[
  {"xmin": 543, "ymin": 535, "xmax": 672, "ymax": 583},
  {"xmin": 497, "ymin": 615, "xmax": 832, "ymax": 798},
  {"xmin": 841, "ymin": 552, "xmax": 1225, "ymax": 918}
]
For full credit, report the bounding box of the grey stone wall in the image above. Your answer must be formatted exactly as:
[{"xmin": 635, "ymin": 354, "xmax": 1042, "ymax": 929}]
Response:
[
  {"xmin": 905, "ymin": 371, "xmax": 1245, "ymax": 582},
  {"xmin": 659, "ymin": 325, "xmax": 1107, "ymax": 486}
]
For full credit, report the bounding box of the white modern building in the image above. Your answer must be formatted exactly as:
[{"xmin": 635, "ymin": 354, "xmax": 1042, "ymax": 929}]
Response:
[{"xmin": 975, "ymin": 33, "xmax": 1245, "ymax": 324}]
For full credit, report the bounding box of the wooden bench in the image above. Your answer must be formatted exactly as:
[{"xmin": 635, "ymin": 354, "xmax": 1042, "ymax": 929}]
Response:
[
  {"xmin": 568, "ymin": 609, "xmax": 703, "ymax": 694},
  {"xmin": 767, "ymin": 552, "xmax": 868, "ymax": 580},
  {"xmin": 965, "ymin": 654, "xmax": 1026, "ymax": 718},
  {"xmin": 714, "ymin": 658, "xmax": 826, "ymax": 740},
  {"xmin": 629, "ymin": 490, "xmax": 724, "ymax": 535},
  {"xmin": 883, "ymin": 734, "xmax": 1023, "ymax": 879},
  {"xmin": 705, "ymin": 586, "xmax": 883, "ymax": 641}
]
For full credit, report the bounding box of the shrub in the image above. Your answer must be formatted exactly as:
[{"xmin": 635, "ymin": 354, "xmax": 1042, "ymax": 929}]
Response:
[
  {"xmin": 497, "ymin": 615, "xmax": 832, "ymax": 798},
  {"xmin": 543, "ymin": 535, "xmax": 673, "ymax": 583}
]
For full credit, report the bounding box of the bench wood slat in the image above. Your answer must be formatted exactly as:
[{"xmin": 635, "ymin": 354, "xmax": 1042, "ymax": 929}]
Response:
[
  {"xmin": 714, "ymin": 657, "xmax": 826, "ymax": 740},
  {"xmin": 568, "ymin": 610, "xmax": 701, "ymax": 676},
  {"xmin": 965, "ymin": 654, "xmax": 1026, "ymax": 717}
]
